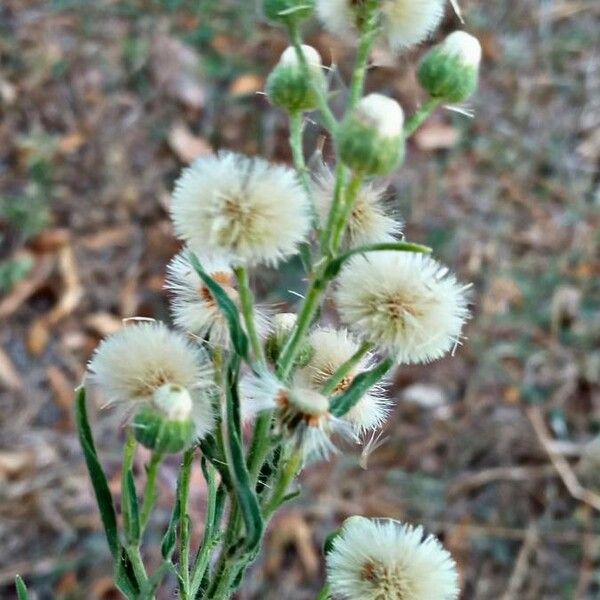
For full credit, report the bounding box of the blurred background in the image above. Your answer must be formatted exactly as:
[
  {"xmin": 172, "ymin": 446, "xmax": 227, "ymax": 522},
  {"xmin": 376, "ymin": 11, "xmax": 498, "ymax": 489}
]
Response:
[{"xmin": 1, "ymin": 0, "xmax": 599, "ymax": 598}]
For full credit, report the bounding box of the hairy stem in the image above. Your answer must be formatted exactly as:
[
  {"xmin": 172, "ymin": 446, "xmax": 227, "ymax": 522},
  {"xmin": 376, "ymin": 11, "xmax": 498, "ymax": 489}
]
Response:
[
  {"xmin": 234, "ymin": 265, "xmax": 265, "ymax": 365},
  {"xmin": 140, "ymin": 452, "xmax": 162, "ymax": 532},
  {"xmin": 177, "ymin": 449, "xmax": 194, "ymax": 599},
  {"xmin": 348, "ymin": 21, "xmax": 379, "ymax": 109},
  {"xmin": 404, "ymin": 97, "xmax": 441, "ymax": 137},
  {"xmin": 329, "ymin": 173, "xmax": 364, "ymax": 253}
]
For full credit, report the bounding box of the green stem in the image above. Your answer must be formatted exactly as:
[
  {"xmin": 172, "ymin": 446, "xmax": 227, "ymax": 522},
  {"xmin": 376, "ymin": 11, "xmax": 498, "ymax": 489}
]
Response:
[
  {"xmin": 288, "ymin": 24, "xmax": 337, "ymax": 133},
  {"xmin": 247, "ymin": 412, "xmax": 274, "ymax": 481},
  {"xmin": 276, "ymin": 274, "xmax": 325, "ymax": 381},
  {"xmin": 321, "ymin": 342, "xmax": 374, "ymax": 396},
  {"xmin": 127, "ymin": 546, "xmax": 148, "ymax": 589},
  {"xmin": 348, "ymin": 21, "xmax": 379, "ymax": 109},
  {"xmin": 233, "ymin": 265, "xmax": 265, "ymax": 366},
  {"xmin": 263, "ymin": 450, "xmax": 303, "ymax": 517},
  {"xmin": 329, "ymin": 173, "xmax": 364, "ymax": 254},
  {"xmin": 178, "ymin": 449, "xmax": 194, "ymax": 600},
  {"xmin": 403, "ymin": 97, "xmax": 441, "ymax": 137},
  {"xmin": 190, "ymin": 460, "xmax": 221, "ymax": 598},
  {"xmin": 140, "ymin": 452, "xmax": 162, "ymax": 532},
  {"xmin": 320, "ymin": 162, "xmax": 347, "ymax": 255},
  {"xmin": 315, "ymin": 584, "xmax": 331, "ymax": 600}
]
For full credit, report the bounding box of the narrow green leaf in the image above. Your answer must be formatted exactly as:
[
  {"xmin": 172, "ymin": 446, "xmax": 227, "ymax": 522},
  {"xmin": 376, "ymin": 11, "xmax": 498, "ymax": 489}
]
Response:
[
  {"xmin": 188, "ymin": 252, "xmax": 249, "ymax": 359},
  {"xmin": 15, "ymin": 576, "xmax": 28, "ymax": 600},
  {"xmin": 222, "ymin": 356, "xmax": 264, "ymax": 550},
  {"xmin": 114, "ymin": 550, "xmax": 140, "ymax": 599},
  {"xmin": 323, "ymin": 241, "xmax": 432, "ymax": 281},
  {"xmin": 124, "ymin": 469, "xmax": 141, "ymax": 544},
  {"xmin": 161, "ymin": 492, "xmax": 181, "ymax": 560},
  {"xmin": 330, "ymin": 359, "xmax": 393, "ymax": 417},
  {"xmin": 74, "ymin": 387, "xmax": 119, "ymax": 558}
]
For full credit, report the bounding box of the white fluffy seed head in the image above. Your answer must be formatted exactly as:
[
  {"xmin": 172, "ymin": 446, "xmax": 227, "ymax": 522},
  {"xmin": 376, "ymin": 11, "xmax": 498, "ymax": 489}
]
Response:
[
  {"xmin": 441, "ymin": 31, "xmax": 482, "ymax": 67},
  {"xmin": 295, "ymin": 327, "xmax": 390, "ymax": 432},
  {"xmin": 326, "ymin": 516, "xmax": 460, "ymax": 600},
  {"xmin": 171, "ymin": 152, "xmax": 311, "ymax": 266},
  {"xmin": 382, "ymin": 0, "xmax": 447, "ymax": 50},
  {"xmin": 165, "ymin": 250, "xmax": 268, "ymax": 347},
  {"xmin": 88, "ymin": 322, "xmax": 215, "ymax": 439},
  {"xmin": 313, "ymin": 170, "xmax": 402, "ymax": 249},
  {"xmin": 280, "ymin": 44, "xmax": 323, "ymax": 68},
  {"xmin": 355, "ymin": 94, "xmax": 405, "ymax": 139},
  {"xmin": 335, "ymin": 252, "xmax": 470, "ymax": 364},
  {"xmin": 316, "ymin": 0, "xmax": 446, "ymax": 50}
]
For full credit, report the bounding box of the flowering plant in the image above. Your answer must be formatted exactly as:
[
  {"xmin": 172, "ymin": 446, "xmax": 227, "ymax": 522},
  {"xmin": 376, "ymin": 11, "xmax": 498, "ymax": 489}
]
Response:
[{"xmin": 15, "ymin": 1, "xmax": 482, "ymax": 599}]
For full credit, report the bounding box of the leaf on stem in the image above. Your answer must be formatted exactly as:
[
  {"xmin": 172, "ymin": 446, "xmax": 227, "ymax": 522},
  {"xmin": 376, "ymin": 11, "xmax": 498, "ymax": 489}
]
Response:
[
  {"xmin": 123, "ymin": 468, "xmax": 141, "ymax": 545},
  {"xmin": 222, "ymin": 356, "xmax": 264, "ymax": 550},
  {"xmin": 329, "ymin": 359, "xmax": 393, "ymax": 417},
  {"xmin": 323, "ymin": 242, "xmax": 432, "ymax": 281},
  {"xmin": 15, "ymin": 576, "xmax": 28, "ymax": 600},
  {"xmin": 188, "ymin": 252, "xmax": 249, "ymax": 359}
]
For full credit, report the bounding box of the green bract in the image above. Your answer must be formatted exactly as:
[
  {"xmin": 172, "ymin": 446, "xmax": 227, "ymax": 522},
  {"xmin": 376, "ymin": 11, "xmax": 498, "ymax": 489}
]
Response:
[
  {"xmin": 338, "ymin": 117, "xmax": 405, "ymax": 176},
  {"xmin": 266, "ymin": 56, "xmax": 324, "ymax": 112},
  {"xmin": 132, "ymin": 407, "xmax": 194, "ymax": 454},
  {"xmin": 418, "ymin": 47, "xmax": 479, "ymax": 103}
]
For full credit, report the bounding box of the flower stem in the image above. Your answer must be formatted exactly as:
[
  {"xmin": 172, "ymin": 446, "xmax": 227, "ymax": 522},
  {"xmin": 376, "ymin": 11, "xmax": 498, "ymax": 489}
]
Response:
[
  {"xmin": 140, "ymin": 452, "xmax": 162, "ymax": 532},
  {"xmin": 263, "ymin": 450, "xmax": 302, "ymax": 517},
  {"xmin": 348, "ymin": 20, "xmax": 379, "ymax": 109},
  {"xmin": 233, "ymin": 265, "xmax": 265, "ymax": 366},
  {"xmin": 403, "ymin": 97, "xmax": 441, "ymax": 137},
  {"xmin": 288, "ymin": 24, "xmax": 337, "ymax": 134},
  {"xmin": 321, "ymin": 341, "xmax": 374, "ymax": 396},
  {"xmin": 177, "ymin": 449, "xmax": 194, "ymax": 599},
  {"xmin": 329, "ymin": 173, "xmax": 363, "ymax": 253},
  {"xmin": 315, "ymin": 584, "xmax": 331, "ymax": 600}
]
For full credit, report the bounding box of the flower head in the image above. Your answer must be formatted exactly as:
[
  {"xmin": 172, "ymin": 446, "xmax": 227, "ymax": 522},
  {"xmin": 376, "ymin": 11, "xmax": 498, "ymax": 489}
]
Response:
[
  {"xmin": 313, "ymin": 170, "xmax": 401, "ymax": 249},
  {"xmin": 338, "ymin": 94, "xmax": 405, "ymax": 176},
  {"xmin": 295, "ymin": 327, "xmax": 390, "ymax": 432},
  {"xmin": 88, "ymin": 322, "xmax": 215, "ymax": 449},
  {"xmin": 335, "ymin": 252, "xmax": 470, "ymax": 364},
  {"xmin": 241, "ymin": 371, "xmax": 356, "ymax": 462},
  {"xmin": 418, "ymin": 30, "xmax": 482, "ymax": 103},
  {"xmin": 171, "ymin": 152, "xmax": 311, "ymax": 266},
  {"xmin": 326, "ymin": 516, "xmax": 459, "ymax": 600},
  {"xmin": 316, "ymin": 0, "xmax": 446, "ymax": 51},
  {"xmin": 166, "ymin": 250, "xmax": 268, "ymax": 348}
]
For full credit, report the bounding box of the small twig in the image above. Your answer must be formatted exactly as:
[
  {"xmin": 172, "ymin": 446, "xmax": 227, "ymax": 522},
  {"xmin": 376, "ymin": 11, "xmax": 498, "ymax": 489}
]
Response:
[
  {"xmin": 527, "ymin": 406, "xmax": 600, "ymax": 512},
  {"xmin": 501, "ymin": 523, "xmax": 538, "ymax": 600}
]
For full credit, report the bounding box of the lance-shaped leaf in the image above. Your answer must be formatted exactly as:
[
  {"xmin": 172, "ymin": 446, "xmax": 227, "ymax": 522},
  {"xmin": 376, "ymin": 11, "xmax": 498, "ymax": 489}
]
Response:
[
  {"xmin": 15, "ymin": 576, "xmax": 28, "ymax": 600},
  {"xmin": 188, "ymin": 252, "xmax": 249, "ymax": 359},
  {"xmin": 221, "ymin": 356, "xmax": 264, "ymax": 550},
  {"xmin": 329, "ymin": 359, "xmax": 393, "ymax": 417},
  {"xmin": 323, "ymin": 241, "xmax": 431, "ymax": 281}
]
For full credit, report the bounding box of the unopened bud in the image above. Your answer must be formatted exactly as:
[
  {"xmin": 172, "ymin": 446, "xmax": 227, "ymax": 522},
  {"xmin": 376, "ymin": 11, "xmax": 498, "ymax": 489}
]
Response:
[
  {"xmin": 338, "ymin": 94, "xmax": 405, "ymax": 176},
  {"xmin": 418, "ymin": 31, "xmax": 482, "ymax": 103},
  {"xmin": 266, "ymin": 45, "xmax": 325, "ymax": 113},
  {"xmin": 132, "ymin": 384, "xmax": 195, "ymax": 454}
]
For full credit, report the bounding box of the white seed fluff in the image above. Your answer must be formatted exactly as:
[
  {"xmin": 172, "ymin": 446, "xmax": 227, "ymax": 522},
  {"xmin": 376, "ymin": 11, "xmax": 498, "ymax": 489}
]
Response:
[
  {"xmin": 327, "ymin": 516, "xmax": 459, "ymax": 600},
  {"xmin": 88, "ymin": 322, "xmax": 215, "ymax": 439},
  {"xmin": 280, "ymin": 44, "xmax": 323, "ymax": 68},
  {"xmin": 335, "ymin": 252, "xmax": 470, "ymax": 364},
  {"xmin": 440, "ymin": 31, "xmax": 482, "ymax": 67},
  {"xmin": 166, "ymin": 250, "xmax": 268, "ymax": 347},
  {"xmin": 382, "ymin": 0, "xmax": 447, "ymax": 50},
  {"xmin": 295, "ymin": 327, "xmax": 390, "ymax": 432},
  {"xmin": 355, "ymin": 94, "xmax": 405, "ymax": 139},
  {"xmin": 316, "ymin": 0, "xmax": 446, "ymax": 51},
  {"xmin": 171, "ymin": 152, "xmax": 311, "ymax": 266},
  {"xmin": 313, "ymin": 170, "xmax": 402, "ymax": 249}
]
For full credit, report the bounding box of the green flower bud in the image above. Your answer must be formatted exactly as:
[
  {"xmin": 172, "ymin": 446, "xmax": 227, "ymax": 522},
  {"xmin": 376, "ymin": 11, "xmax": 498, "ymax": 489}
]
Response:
[
  {"xmin": 132, "ymin": 384, "xmax": 195, "ymax": 454},
  {"xmin": 265, "ymin": 313, "xmax": 314, "ymax": 367},
  {"xmin": 338, "ymin": 94, "xmax": 405, "ymax": 176},
  {"xmin": 266, "ymin": 45, "xmax": 325, "ymax": 113},
  {"xmin": 418, "ymin": 31, "xmax": 482, "ymax": 103},
  {"xmin": 263, "ymin": 0, "xmax": 315, "ymax": 25}
]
